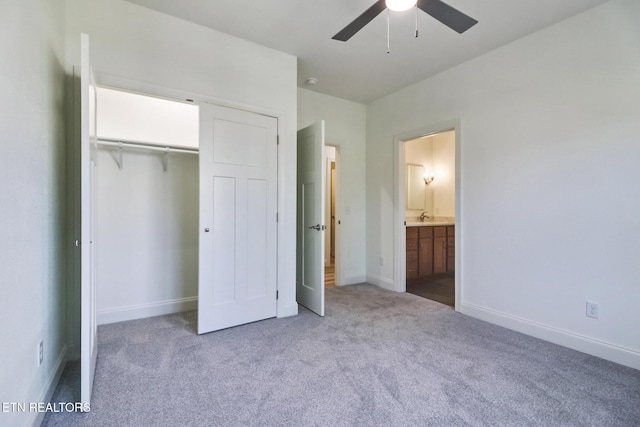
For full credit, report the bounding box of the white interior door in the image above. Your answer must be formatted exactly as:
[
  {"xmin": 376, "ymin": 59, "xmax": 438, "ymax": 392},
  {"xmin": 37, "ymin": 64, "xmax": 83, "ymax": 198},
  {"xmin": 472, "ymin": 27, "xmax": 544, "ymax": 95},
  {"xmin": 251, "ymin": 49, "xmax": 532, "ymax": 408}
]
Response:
[
  {"xmin": 79, "ymin": 33, "xmax": 98, "ymax": 404},
  {"xmin": 296, "ymin": 122, "xmax": 325, "ymax": 316},
  {"xmin": 198, "ymin": 104, "xmax": 278, "ymax": 333}
]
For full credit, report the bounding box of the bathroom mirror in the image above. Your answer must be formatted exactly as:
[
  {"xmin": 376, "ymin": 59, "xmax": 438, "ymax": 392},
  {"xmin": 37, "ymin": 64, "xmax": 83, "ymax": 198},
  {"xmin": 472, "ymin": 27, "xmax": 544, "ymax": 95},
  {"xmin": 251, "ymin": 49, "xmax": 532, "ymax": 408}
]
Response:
[{"xmin": 406, "ymin": 163, "xmax": 426, "ymax": 210}]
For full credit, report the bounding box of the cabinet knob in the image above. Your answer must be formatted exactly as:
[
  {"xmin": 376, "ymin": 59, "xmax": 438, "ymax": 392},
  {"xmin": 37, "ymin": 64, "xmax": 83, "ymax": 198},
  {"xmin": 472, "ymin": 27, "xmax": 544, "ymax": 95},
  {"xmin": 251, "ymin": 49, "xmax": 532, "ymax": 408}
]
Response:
[{"xmin": 204, "ymin": 228, "xmax": 210, "ymax": 232}]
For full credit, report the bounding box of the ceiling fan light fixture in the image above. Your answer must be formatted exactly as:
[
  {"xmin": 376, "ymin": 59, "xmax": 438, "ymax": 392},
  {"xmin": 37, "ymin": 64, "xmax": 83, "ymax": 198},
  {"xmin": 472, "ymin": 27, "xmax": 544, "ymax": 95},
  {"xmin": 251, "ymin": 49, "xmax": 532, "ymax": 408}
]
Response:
[{"xmin": 386, "ymin": 0, "xmax": 417, "ymax": 12}]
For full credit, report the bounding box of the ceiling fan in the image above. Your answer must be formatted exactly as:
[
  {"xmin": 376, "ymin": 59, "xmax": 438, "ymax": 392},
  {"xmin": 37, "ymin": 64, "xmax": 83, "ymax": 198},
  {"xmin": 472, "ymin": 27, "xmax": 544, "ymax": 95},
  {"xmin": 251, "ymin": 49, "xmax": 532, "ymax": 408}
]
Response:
[{"xmin": 332, "ymin": 0, "xmax": 478, "ymax": 42}]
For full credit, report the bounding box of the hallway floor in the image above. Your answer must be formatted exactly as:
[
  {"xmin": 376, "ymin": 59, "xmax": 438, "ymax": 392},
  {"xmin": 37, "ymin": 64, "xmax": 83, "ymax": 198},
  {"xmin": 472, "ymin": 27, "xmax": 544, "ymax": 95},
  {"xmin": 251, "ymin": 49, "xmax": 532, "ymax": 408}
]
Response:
[{"xmin": 325, "ymin": 263, "xmax": 335, "ymax": 287}]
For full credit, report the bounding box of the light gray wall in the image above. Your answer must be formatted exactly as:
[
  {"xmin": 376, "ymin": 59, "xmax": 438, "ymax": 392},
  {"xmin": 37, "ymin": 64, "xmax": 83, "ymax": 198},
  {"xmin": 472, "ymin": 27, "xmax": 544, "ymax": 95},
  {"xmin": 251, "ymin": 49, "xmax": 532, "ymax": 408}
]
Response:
[
  {"xmin": 63, "ymin": 0, "xmax": 298, "ymax": 346},
  {"xmin": 0, "ymin": 0, "xmax": 68, "ymax": 426},
  {"xmin": 298, "ymin": 88, "xmax": 367, "ymax": 284},
  {"xmin": 366, "ymin": 0, "xmax": 640, "ymax": 369},
  {"xmin": 95, "ymin": 149, "xmax": 198, "ymax": 324}
]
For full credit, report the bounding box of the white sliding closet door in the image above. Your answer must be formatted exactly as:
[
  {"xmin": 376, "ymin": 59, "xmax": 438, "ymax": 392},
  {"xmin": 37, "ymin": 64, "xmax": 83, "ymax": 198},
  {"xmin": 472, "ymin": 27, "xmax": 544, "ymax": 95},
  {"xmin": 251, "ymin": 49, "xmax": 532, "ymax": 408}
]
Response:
[{"xmin": 198, "ymin": 104, "xmax": 278, "ymax": 333}]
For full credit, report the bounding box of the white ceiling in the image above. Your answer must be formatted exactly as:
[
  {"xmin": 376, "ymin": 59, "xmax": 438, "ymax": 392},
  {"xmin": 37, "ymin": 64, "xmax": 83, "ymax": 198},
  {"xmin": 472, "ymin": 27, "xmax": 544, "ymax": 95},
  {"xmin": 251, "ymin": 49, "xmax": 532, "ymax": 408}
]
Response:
[{"xmin": 124, "ymin": 0, "xmax": 609, "ymax": 104}]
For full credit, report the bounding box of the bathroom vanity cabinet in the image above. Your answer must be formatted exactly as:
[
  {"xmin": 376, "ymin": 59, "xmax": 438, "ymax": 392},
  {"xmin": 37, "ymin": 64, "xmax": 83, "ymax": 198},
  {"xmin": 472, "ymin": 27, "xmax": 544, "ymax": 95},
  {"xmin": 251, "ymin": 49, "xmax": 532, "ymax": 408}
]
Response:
[{"xmin": 406, "ymin": 224, "xmax": 454, "ymax": 280}]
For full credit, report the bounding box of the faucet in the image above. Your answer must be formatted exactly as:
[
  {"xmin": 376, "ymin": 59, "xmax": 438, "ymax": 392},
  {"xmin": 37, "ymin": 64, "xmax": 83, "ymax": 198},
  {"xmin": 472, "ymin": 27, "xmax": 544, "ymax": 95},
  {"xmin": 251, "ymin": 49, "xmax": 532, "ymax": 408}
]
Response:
[{"xmin": 420, "ymin": 211, "xmax": 430, "ymax": 221}]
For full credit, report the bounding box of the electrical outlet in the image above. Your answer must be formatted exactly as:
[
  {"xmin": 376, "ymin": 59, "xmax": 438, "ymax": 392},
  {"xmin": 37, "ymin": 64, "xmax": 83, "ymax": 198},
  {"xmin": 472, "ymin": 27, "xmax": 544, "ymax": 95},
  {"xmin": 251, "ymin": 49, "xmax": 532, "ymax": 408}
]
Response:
[
  {"xmin": 586, "ymin": 301, "xmax": 599, "ymax": 319},
  {"xmin": 38, "ymin": 341, "xmax": 43, "ymax": 366},
  {"xmin": 379, "ymin": 256, "xmax": 384, "ymax": 266}
]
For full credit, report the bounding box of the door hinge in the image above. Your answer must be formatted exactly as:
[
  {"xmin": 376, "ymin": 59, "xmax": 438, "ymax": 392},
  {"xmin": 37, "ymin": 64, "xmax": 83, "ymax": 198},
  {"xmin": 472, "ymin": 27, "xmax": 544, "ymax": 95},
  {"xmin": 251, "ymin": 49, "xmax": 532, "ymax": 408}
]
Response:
[
  {"xmin": 276, "ymin": 290, "xmax": 279, "ymax": 300},
  {"xmin": 276, "ymin": 212, "xmax": 279, "ymax": 222},
  {"xmin": 277, "ymin": 135, "xmax": 280, "ymax": 145}
]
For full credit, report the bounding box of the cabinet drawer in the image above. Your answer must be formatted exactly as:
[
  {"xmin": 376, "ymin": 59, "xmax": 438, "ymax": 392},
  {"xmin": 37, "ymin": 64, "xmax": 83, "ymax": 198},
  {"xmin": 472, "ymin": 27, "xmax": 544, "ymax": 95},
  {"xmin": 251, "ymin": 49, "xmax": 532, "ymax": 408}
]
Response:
[
  {"xmin": 406, "ymin": 227, "xmax": 418, "ymax": 239},
  {"xmin": 407, "ymin": 239, "xmax": 418, "ymax": 251},
  {"xmin": 447, "ymin": 236, "xmax": 455, "ymax": 247},
  {"xmin": 419, "ymin": 227, "xmax": 433, "ymax": 238},
  {"xmin": 447, "ymin": 226, "xmax": 455, "ymax": 236},
  {"xmin": 434, "ymin": 226, "xmax": 446, "ymax": 237},
  {"xmin": 407, "ymin": 251, "xmax": 418, "ymax": 262}
]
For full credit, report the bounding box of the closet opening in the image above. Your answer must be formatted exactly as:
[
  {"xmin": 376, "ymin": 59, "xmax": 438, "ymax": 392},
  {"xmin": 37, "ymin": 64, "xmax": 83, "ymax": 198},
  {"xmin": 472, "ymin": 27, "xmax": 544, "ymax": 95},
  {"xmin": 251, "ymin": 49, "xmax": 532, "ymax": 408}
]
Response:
[{"xmin": 95, "ymin": 86, "xmax": 200, "ymax": 325}]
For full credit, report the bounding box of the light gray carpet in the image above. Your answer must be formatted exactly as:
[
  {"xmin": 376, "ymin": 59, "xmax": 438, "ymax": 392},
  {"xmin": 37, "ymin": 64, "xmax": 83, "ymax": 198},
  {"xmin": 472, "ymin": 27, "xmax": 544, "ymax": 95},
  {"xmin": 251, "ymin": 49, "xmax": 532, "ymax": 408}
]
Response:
[{"xmin": 44, "ymin": 284, "xmax": 640, "ymax": 426}]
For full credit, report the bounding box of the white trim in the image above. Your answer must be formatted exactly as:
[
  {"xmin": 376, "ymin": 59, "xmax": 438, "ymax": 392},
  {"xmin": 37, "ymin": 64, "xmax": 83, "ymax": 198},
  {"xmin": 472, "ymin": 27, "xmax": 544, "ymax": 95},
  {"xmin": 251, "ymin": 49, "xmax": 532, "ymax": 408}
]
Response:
[
  {"xmin": 366, "ymin": 274, "xmax": 396, "ymax": 291},
  {"xmin": 393, "ymin": 120, "xmax": 462, "ymax": 309},
  {"xmin": 341, "ymin": 274, "xmax": 367, "ymax": 286},
  {"xmin": 461, "ymin": 303, "xmax": 640, "ymax": 370},
  {"xmin": 98, "ymin": 297, "xmax": 198, "ymax": 325},
  {"xmin": 29, "ymin": 345, "xmax": 68, "ymax": 427},
  {"xmin": 277, "ymin": 301, "xmax": 299, "ymax": 318}
]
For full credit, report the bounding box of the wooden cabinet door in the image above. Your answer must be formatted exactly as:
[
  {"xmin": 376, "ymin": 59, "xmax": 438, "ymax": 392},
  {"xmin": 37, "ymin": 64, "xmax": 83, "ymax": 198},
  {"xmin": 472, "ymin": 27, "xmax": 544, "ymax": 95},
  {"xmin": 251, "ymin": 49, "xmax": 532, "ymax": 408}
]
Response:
[
  {"xmin": 418, "ymin": 237, "xmax": 433, "ymax": 276},
  {"xmin": 433, "ymin": 227, "xmax": 448, "ymax": 274},
  {"xmin": 433, "ymin": 236, "xmax": 447, "ymax": 274},
  {"xmin": 418, "ymin": 227, "xmax": 433, "ymax": 277},
  {"xmin": 446, "ymin": 226, "xmax": 455, "ymax": 273},
  {"xmin": 407, "ymin": 251, "xmax": 418, "ymax": 279},
  {"xmin": 406, "ymin": 228, "xmax": 418, "ymax": 279}
]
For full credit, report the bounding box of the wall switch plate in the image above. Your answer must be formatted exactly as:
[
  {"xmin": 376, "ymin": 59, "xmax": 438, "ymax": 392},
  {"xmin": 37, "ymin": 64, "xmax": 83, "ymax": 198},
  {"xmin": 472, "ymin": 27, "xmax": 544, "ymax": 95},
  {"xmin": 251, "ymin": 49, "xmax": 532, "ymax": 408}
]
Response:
[
  {"xmin": 586, "ymin": 301, "xmax": 599, "ymax": 319},
  {"xmin": 38, "ymin": 340, "xmax": 43, "ymax": 365}
]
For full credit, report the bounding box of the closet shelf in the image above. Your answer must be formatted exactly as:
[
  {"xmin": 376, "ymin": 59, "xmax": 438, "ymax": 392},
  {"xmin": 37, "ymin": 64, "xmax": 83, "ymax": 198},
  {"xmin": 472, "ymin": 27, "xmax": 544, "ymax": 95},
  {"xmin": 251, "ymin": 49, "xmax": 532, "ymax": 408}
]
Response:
[
  {"xmin": 97, "ymin": 138, "xmax": 198, "ymax": 154},
  {"xmin": 97, "ymin": 138, "xmax": 198, "ymax": 172}
]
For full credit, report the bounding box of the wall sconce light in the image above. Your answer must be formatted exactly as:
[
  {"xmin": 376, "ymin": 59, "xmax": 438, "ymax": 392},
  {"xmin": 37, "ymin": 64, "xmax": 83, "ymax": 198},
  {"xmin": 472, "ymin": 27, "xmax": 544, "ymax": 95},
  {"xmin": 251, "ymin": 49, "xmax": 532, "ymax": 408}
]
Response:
[{"xmin": 423, "ymin": 171, "xmax": 435, "ymax": 185}]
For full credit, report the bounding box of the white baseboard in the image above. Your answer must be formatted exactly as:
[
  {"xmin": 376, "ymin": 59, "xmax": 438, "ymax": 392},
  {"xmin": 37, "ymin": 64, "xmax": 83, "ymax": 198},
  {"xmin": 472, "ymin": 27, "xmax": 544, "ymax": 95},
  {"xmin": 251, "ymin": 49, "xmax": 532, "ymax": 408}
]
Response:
[
  {"xmin": 366, "ymin": 274, "xmax": 397, "ymax": 291},
  {"xmin": 339, "ymin": 274, "xmax": 367, "ymax": 286},
  {"xmin": 277, "ymin": 301, "xmax": 299, "ymax": 318},
  {"xmin": 461, "ymin": 302, "xmax": 640, "ymax": 371},
  {"xmin": 29, "ymin": 345, "xmax": 68, "ymax": 427},
  {"xmin": 98, "ymin": 296, "xmax": 198, "ymax": 325}
]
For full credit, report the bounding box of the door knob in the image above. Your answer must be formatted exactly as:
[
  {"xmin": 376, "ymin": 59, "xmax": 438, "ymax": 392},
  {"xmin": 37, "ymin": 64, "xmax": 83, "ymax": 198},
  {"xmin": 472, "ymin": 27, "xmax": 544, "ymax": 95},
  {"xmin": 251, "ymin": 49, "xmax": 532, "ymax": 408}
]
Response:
[{"xmin": 308, "ymin": 224, "xmax": 321, "ymax": 231}]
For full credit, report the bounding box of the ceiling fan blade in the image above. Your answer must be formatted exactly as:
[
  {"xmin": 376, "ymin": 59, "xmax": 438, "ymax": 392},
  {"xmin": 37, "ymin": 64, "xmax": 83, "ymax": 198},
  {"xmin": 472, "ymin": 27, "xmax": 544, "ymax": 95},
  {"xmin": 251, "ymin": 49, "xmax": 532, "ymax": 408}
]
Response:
[
  {"xmin": 332, "ymin": 0, "xmax": 387, "ymax": 42},
  {"xmin": 417, "ymin": 0, "xmax": 478, "ymax": 34}
]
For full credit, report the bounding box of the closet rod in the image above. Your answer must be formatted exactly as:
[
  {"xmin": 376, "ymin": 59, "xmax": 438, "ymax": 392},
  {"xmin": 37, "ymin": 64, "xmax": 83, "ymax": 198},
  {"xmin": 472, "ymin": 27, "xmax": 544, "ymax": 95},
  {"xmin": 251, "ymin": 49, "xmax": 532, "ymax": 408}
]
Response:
[{"xmin": 97, "ymin": 138, "xmax": 199, "ymax": 154}]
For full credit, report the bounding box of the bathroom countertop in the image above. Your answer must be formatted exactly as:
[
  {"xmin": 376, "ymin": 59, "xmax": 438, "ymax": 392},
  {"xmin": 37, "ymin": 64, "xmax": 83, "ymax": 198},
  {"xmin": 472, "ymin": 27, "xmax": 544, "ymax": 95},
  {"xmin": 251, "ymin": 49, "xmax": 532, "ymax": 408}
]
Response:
[{"xmin": 406, "ymin": 217, "xmax": 455, "ymax": 227}]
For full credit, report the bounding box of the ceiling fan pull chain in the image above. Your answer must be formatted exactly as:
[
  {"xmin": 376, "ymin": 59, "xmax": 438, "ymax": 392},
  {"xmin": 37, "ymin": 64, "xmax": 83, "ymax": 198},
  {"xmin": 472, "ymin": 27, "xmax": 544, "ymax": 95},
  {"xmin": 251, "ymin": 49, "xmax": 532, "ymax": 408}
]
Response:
[
  {"xmin": 415, "ymin": 4, "xmax": 419, "ymax": 37},
  {"xmin": 387, "ymin": 8, "xmax": 391, "ymax": 53}
]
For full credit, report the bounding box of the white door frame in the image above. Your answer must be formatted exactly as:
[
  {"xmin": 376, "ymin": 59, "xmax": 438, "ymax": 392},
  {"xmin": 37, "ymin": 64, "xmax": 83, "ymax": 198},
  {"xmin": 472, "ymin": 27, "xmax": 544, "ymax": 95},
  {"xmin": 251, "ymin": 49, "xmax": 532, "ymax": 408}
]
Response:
[
  {"xmin": 393, "ymin": 120, "xmax": 462, "ymax": 310},
  {"xmin": 90, "ymin": 72, "xmax": 295, "ymax": 318}
]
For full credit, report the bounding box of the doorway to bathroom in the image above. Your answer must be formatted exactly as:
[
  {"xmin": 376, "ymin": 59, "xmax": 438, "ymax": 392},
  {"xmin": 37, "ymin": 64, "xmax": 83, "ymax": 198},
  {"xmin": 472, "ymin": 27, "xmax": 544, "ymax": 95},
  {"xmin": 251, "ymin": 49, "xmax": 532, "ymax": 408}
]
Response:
[
  {"xmin": 404, "ymin": 130, "xmax": 455, "ymax": 306},
  {"xmin": 394, "ymin": 126, "xmax": 459, "ymax": 309}
]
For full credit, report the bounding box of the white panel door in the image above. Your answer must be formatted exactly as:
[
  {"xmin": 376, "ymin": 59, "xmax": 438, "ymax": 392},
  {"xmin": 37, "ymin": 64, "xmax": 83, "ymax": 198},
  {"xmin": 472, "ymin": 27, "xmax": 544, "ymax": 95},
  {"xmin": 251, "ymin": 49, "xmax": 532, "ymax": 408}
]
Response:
[
  {"xmin": 198, "ymin": 104, "xmax": 278, "ymax": 333},
  {"xmin": 79, "ymin": 33, "xmax": 98, "ymax": 404},
  {"xmin": 296, "ymin": 122, "xmax": 325, "ymax": 316}
]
